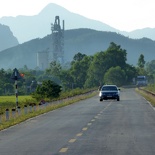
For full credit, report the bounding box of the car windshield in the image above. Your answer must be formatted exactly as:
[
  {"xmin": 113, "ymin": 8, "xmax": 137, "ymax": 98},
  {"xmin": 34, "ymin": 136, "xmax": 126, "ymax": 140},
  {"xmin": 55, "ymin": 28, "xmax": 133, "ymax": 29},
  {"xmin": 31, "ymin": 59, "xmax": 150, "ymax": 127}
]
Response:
[{"xmin": 101, "ymin": 86, "xmax": 117, "ymax": 91}]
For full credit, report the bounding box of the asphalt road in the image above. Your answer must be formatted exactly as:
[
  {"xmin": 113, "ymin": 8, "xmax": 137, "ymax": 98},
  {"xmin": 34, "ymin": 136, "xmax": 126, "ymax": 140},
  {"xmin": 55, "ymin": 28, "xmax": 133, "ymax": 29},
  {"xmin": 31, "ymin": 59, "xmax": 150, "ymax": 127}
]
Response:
[{"xmin": 0, "ymin": 88, "xmax": 155, "ymax": 155}]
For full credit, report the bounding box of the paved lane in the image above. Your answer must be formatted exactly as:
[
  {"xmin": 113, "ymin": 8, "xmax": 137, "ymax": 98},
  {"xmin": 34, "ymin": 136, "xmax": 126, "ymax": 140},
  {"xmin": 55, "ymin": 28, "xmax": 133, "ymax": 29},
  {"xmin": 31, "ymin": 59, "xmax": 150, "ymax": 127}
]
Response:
[
  {"xmin": 65, "ymin": 89, "xmax": 155, "ymax": 155},
  {"xmin": 0, "ymin": 88, "xmax": 155, "ymax": 155}
]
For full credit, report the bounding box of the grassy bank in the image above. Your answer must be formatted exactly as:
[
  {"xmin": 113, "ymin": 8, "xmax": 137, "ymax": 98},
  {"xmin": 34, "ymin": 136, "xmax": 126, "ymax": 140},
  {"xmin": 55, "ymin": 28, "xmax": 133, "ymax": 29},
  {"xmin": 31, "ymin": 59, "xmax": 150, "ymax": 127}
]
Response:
[
  {"xmin": 136, "ymin": 87, "xmax": 155, "ymax": 107},
  {"xmin": 0, "ymin": 96, "xmax": 37, "ymax": 114},
  {"xmin": 0, "ymin": 90, "xmax": 98, "ymax": 131}
]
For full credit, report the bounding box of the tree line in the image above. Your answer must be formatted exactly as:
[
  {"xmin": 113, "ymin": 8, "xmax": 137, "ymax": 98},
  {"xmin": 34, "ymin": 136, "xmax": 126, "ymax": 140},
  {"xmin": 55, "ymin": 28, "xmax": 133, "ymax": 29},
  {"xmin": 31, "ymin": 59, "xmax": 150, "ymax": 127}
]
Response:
[{"xmin": 0, "ymin": 42, "xmax": 153, "ymax": 96}]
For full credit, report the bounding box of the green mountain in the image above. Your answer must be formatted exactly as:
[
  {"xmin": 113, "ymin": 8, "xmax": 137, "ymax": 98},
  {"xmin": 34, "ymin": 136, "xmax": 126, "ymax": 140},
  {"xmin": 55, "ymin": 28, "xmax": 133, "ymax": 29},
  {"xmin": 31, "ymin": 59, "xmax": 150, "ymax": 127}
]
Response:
[{"xmin": 0, "ymin": 28, "xmax": 155, "ymax": 70}]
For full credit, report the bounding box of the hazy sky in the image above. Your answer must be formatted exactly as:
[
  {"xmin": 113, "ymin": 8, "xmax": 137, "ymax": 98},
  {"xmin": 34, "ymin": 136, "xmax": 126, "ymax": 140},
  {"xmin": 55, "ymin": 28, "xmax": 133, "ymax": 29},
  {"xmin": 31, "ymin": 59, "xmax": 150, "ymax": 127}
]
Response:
[{"xmin": 0, "ymin": 0, "xmax": 154, "ymax": 32}]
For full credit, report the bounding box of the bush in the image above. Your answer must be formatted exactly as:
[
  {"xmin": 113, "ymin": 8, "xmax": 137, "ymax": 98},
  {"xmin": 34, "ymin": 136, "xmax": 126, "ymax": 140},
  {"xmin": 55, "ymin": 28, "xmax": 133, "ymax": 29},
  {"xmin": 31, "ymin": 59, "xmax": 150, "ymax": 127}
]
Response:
[{"xmin": 32, "ymin": 80, "xmax": 62, "ymax": 100}]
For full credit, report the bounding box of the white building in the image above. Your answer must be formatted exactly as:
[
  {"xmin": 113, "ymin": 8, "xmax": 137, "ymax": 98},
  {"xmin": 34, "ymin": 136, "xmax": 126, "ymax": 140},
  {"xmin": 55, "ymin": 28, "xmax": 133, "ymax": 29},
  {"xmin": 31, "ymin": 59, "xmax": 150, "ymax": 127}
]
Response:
[{"xmin": 37, "ymin": 51, "xmax": 49, "ymax": 70}]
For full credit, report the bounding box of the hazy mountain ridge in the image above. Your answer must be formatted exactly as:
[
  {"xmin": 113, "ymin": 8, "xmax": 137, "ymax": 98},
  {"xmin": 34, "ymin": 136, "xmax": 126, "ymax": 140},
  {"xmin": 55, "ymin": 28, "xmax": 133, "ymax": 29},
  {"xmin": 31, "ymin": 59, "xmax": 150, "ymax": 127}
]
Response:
[
  {"xmin": 0, "ymin": 28, "xmax": 155, "ymax": 70},
  {"xmin": 121, "ymin": 28, "xmax": 155, "ymax": 41},
  {"xmin": 0, "ymin": 24, "xmax": 19, "ymax": 51},
  {"xmin": 0, "ymin": 3, "xmax": 121, "ymax": 43},
  {"xmin": 0, "ymin": 3, "xmax": 155, "ymax": 44}
]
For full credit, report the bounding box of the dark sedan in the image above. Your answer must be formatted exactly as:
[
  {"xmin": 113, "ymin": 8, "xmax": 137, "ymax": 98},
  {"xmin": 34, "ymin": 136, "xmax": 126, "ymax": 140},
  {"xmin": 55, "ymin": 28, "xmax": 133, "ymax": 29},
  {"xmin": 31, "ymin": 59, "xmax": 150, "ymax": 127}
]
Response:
[{"xmin": 99, "ymin": 85, "xmax": 120, "ymax": 101}]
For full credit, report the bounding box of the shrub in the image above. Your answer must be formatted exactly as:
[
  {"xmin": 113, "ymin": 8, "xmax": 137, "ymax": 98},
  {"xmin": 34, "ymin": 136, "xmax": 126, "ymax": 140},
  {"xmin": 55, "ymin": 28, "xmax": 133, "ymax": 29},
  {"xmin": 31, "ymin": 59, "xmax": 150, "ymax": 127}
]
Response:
[{"xmin": 32, "ymin": 80, "xmax": 62, "ymax": 100}]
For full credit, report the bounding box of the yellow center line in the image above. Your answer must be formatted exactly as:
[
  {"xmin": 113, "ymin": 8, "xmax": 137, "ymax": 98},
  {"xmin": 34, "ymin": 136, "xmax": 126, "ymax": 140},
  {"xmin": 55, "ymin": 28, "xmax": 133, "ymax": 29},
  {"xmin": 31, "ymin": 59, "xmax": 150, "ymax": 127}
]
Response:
[
  {"xmin": 69, "ymin": 139, "xmax": 76, "ymax": 143},
  {"xmin": 77, "ymin": 133, "xmax": 83, "ymax": 136},
  {"xmin": 87, "ymin": 123, "xmax": 92, "ymax": 126},
  {"xmin": 59, "ymin": 148, "xmax": 68, "ymax": 153},
  {"xmin": 82, "ymin": 127, "xmax": 88, "ymax": 131}
]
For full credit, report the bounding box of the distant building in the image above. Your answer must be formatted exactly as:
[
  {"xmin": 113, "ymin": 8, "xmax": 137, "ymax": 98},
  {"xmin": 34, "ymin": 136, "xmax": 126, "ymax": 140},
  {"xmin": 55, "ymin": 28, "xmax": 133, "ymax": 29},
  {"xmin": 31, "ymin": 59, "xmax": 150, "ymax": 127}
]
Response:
[{"xmin": 37, "ymin": 51, "xmax": 49, "ymax": 70}]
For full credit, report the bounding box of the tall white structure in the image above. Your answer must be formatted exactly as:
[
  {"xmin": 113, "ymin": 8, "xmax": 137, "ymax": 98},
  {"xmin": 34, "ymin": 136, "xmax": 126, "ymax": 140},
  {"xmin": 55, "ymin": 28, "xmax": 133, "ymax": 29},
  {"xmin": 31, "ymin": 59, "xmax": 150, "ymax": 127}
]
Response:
[
  {"xmin": 37, "ymin": 51, "xmax": 49, "ymax": 70},
  {"xmin": 51, "ymin": 16, "xmax": 64, "ymax": 63}
]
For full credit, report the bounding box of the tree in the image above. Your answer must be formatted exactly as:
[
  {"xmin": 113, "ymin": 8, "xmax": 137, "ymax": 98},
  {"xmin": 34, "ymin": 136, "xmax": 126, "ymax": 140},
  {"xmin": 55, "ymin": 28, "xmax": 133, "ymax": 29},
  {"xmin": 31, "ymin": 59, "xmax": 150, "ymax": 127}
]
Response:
[
  {"xmin": 71, "ymin": 52, "xmax": 87, "ymax": 65},
  {"xmin": 70, "ymin": 55, "xmax": 92, "ymax": 88},
  {"xmin": 137, "ymin": 54, "xmax": 145, "ymax": 68},
  {"xmin": 85, "ymin": 42, "xmax": 127, "ymax": 87},
  {"xmin": 104, "ymin": 66, "xmax": 126, "ymax": 86},
  {"xmin": 4, "ymin": 83, "xmax": 14, "ymax": 94},
  {"xmin": 145, "ymin": 60, "xmax": 155, "ymax": 83},
  {"xmin": 146, "ymin": 60, "xmax": 155, "ymax": 75},
  {"xmin": 46, "ymin": 61, "xmax": 62, "ymax": 77},
  {"xmin": 85, "ymin": 52, "xmax": 105, "ymax": 87},
  {"xmin": 60, "ymin": 70, "xmax": 73, "ymax": 90},
  {"xmin": 33, "ymin": 80, "xmax": 61, "ymax": 100},
  {"xmin": 124, "ymin": 64, "xmax": 137, "ymax": 84},
  {"xmin": 104, "ymin": 42, "xmax": 127, "ymax": 69}
]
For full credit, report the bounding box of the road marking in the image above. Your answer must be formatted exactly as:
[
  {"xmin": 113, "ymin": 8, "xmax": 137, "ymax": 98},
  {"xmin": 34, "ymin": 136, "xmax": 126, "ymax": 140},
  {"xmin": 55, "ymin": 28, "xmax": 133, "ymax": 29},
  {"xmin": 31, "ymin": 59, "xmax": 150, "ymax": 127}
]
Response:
[
  {"xmin": 69, "ymin": 139, "xmax": 76, "ymax": 143},
  {"xmin": 95, "ymin": 116, "xmax": 98, "ymax": 118},
  {"xmin": 59, "ymin": 148, "xmax": 68, "ymax": 153},
  {"xmin": 91, "ymin": 119, "xmax": 95, "ymax": 122},
  {"xmin": 98, "ymin": 114, "xmax": 101, "ymax": 116},
  {"xmin": 76, "ymin": 133, "xmax": 83, "ymax": 136},
  {"xmin": 87, "ymin": 123, "xmax": 92, "ymax": 126},
  {"xmin": 82, "ymin": 127, "xmax": 88, "ymax": 131}
]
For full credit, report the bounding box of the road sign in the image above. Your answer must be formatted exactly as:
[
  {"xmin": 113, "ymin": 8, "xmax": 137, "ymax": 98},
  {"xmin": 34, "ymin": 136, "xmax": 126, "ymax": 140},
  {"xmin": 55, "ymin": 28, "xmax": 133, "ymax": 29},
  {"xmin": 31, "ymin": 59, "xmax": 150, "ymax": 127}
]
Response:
[{"xmin": 11, "ymin": 68, "xmax": 21, "ymax": 80}]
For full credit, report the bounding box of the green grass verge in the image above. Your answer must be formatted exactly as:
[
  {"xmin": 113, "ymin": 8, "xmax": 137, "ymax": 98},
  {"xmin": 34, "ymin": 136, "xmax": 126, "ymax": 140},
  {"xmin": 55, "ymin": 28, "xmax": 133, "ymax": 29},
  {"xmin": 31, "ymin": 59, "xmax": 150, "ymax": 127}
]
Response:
[
  {"xmin": 0, "ymin": 91, "xmax": 98, "ymax": 131},
  {"xmin": 135, "ymin": 88, "xmax": 155, "ymax": 107}
]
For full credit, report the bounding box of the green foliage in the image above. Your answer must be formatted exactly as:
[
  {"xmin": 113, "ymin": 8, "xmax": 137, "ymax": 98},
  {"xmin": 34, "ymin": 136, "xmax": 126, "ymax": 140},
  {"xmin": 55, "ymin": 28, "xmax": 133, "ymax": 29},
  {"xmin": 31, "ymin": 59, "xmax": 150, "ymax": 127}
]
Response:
[
  {"xmin": 71, "ymin": 52, "xmax": 87, "ymax": 65},
  {"xmin": 86, "ymin": 42, "xmax": 127, "ymax": 87},
  {"xmin": 32, "ymin": 80, "xmax": 62, "ymax": 100},
  {"xmin": 104, "ymin": 66, "xmax": 126, "ymax": 86},
  {"xmin": 0, "ymin": 42, "xmax": 150, "ymax": 95},
  {"xmin": 105, "ymin": 42, "xmax": 127, "ymax": 68},
  {"xmin": 46, "ymin": 61, "xmax": 62, "ymax": 77},
  {"xmin": 124, "ymin": 64, "xmax": 137, "ymax": 84},
  {"xmin": 70, "ymin": 55, "xmax": 92, "ymax": 88},
  {"xmin": 146, "ymin": 60, "xmax": 155, "ymax": 74},
  {"xmin": 137, "ymin": 54, "xmax": 145, "ymax": 68},
  {"xmin": 85, "ymin": 52, "xmax": 105, "ymax": 87}
]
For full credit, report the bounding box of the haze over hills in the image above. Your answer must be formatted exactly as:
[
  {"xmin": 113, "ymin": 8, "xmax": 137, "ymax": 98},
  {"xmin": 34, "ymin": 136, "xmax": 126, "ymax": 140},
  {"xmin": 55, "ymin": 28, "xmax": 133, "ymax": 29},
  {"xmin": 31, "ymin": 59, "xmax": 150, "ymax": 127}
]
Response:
[
  {"xmin": 0, "ymin": 3, "xmax": 117, "ymax": 43},
  {"xmin": 0, "ymin": 3, "xmax": 155, "ymax": 70},
  {"xmin": 0, "ymin": 28, "xmax": 155, "ymax": 70},
  {"xmin": 0, "ymin": 24, "xmax": 18, "ymax": 51},
  {"xmin": 0, "ymin": 3, "xmax": 155, "ymax": 43}
]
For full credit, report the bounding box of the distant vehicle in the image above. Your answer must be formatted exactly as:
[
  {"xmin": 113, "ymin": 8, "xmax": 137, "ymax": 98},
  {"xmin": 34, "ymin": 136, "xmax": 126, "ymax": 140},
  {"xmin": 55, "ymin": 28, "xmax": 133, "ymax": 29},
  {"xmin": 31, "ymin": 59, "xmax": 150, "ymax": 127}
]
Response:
[
  {"xmin": 99, "ymin": 85, "xmax": 120, "ymax": 101},
  {"xmin": 136, "ymin": 76, "xmax": 147, "ymax": 86}
]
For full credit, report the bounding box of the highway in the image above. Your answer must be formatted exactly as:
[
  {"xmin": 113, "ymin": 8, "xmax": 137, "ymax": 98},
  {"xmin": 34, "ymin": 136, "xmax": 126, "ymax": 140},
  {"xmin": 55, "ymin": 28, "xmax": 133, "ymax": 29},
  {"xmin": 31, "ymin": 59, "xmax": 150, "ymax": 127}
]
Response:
[{"xmin": 0, "ymin": 88, "xmax": 155, "ymax": 155}]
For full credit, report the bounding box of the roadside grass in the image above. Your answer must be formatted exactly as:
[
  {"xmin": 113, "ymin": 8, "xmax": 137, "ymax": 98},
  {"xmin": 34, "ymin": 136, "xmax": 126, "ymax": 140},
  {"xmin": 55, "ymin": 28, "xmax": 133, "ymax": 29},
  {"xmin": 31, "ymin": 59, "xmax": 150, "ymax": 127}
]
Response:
[
  {"xmin": 0, "ymin": 95, "xmax": 36, "ymax": 106},
  {"xmin": 0, "ymin": 91, "xmax": 98, "ymax": 131},
  {"xmin": 0, "ymin": 96, "xmax": 37, "ymax": 114},
  {"xmin": 135, "ymin": 88, "xmax": 155, "ymax": 107}
]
